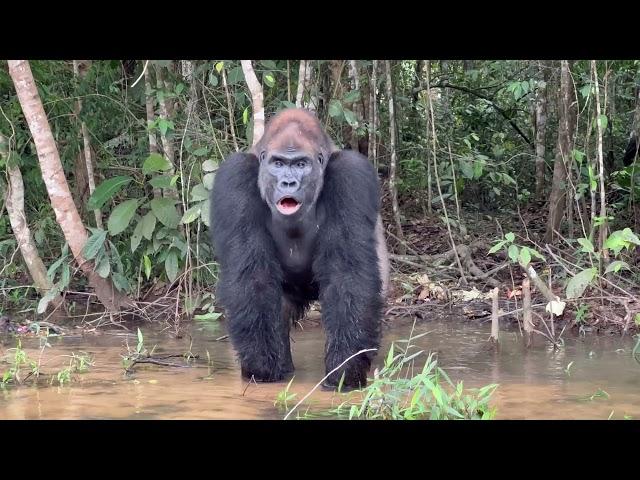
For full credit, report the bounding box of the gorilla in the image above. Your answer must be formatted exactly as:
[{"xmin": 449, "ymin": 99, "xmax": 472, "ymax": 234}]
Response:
[{"xmin": 210, "ymin": 108, "xmax": 389, "ymax": 390}]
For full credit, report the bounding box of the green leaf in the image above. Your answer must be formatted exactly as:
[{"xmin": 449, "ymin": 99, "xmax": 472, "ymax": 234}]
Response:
[
  {"xmin": 143, "ymin": 153, "xmax": 172, "ymax": 175},
  {"xmin": 577, "ymin": 237, "xmax": 595, "ymax": 254},
  {"xmin": 175, "ymin": 83, "xmax": 185, "ymax": 95},
  {"xmin": 60, "ymin": 263, "xmax": 70, "ymax": 288},
  {"xmin": 328, "ymin": 100, "xmax": 343, "ymax": 118},
  {"xmin": 82, "ymin": 229, "xmax": 107, "ymax": 260},
  {"xmin": 131, "ymin": 217, "xmax": 144, "ymax": 253},
  {"xmin": 519, "ymin": 247, "xmax": 531, "ymax": 267},
  {"xmin": 149, "ymin": 175, "xmax": 178, "ymax": 190},
  {"xmin": 259, "ymin": 60, "xmax": 277, "ymax": 70},
  {"xmin": 202, "ymin": 160, "xmax": 217, "ymax": 172},
  {"xmin": 112, "ymin": 272, "xmax": 130, "ymax": 292},
  {"xmin": 87, "ymin": 176, "xmax": 132, "ymax": 210},
  {"xmin": 281, "ymin": 100, "xmax": 297, "ymax": 109},
  {"xmin": 208, "ymin": 72, "xmax": 218, "ymax": 87},
  {"xmin": 143, "ymin": 255, "xmax": 152, "ymax": 280},
  {"xmin": 508, "ymin": 244, "xmax": 519, "ymax": 263},
  {"xmin": 459, "ymin": 159, "xmax": 474, "ymax": 179},
  {"xmin": 190, "ymin": 183, "xmax": 209, "ymax": 202},
  {"xmin": 95, "ymin": 255, "xmax": 111, "ymax": 278},
  {"xmin": 200, "ymin": 199, "xmax": 211, "ymax": 227},
  {"xmin": 227, "ymin": 66, "xmax": 243, "ymax": 85},
  {"xmin": 192, "ymin": 147, "xmax": 208, "ymax": 157},
  {"xmin": 263, "ymin": 74, "xmax": 275, "ymax": 87},
  {"xmin": 194, "ymin": 312, "xmax": 222, "ymax": 321},
  {"xmin": 215, "ymin": 62, "xmax": 224, "ymax": 73},
  {"xmin": 107, "ymin": 199, "xmax": 139, "ymax": 236},
  {"xmin": 243, "ymin": 107, "xmax": 249, "ymax": 125},
  {"xmin": 158, "ymin": 119, "xmax": 173, "ymax": 136},
  {"xmin": 203, "ymin": 173, "xmax": 216, "ymax": 190},
  {"xmin": 488, "ymin": 240, "xmax": 506, "ymax": 254},
  {"xmin": 505, "ymin": 232, "xmax": 515, "ymax": 242},
  {"xmin": 566, "ymin": 267, "xmax": 597, "ymax": 299},
  {"xmin": 150, "ymin": 198, "xmax": 180, "ymax": 229},
  {"xmin": 165, "ymin": 250, "xmax": 179, "ymax": 283},
  {"xmin": 181, "ymin": 204, "xmax": 202, "ymax": 224},
  {"xmin": 343, "ymin": 109, "xmax": 357, "ymax": 126},
  {"xmin": 343, "ymin": 90, "xmax": 361, "ymax": 103},
  {"xmin": 605, "ymin": 261, "xmax": 630, "ymax": 274},
  {"xmin": 141, "ymin": 212, "xmax": 156, "ymax": 240},
  {"xmin": 597, "ymin": 114, "xmax": 608, "ymax": 131}
]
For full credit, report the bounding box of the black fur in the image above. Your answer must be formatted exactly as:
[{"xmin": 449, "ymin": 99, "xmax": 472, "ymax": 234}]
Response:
[{"xmin": 210, "ymin": 150, "xmax": 382, "ymax": 389}]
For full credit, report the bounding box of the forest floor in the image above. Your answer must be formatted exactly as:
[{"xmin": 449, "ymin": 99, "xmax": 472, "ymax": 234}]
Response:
[{"xmin": 381, "ymin": 195, "xmax": 640, "ymax": 339}]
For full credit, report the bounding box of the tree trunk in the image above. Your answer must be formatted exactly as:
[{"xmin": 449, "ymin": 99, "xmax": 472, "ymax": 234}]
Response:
[
  {"xmin": 347, "ymin": 60, "xmax": 361, "ymax": 150},
  {"xmin": 7, "ymin": 60, "xmax": 132, "ymax": 312},
  {"xmin": 534, "ymin": 61, "xmax": 550, "ymax": 200},
  {"xmin": 143, "ymin": 63, "xmax": 161, "ymax": 198},
  {"xmin": 623, "ymin": 83, "xmax": 640, "ymax": 166},
  {"xmin": 220, "ymin": 63, "xmax": 240, "ymax": 152},
  {"xmin": 592, "ymin": 61, "xmax": 608, "ymax": 254},
  {"xmin": 241, "ymin": 60, "xmax": 265, "ymax": 147},
  {"xmin": 1, "ymin": 134, "xmax": 63, "ymax": 310},
  {"xmin": 384, "ymin": 60, "xmax": 405, "ymax": 250},
  {"xmin": 545, "ymin": 60, "xmax": 577, "ymax": 244},
  {"xmin": 72, "ymin": 60, "xmax": 102, "ymax": 229}
]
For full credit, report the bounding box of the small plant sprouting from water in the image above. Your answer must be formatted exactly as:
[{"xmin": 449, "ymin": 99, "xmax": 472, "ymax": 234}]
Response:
[
  {"xmin": 564, "ymin": 361, "xmax": 574, "ymax": 376},
  {"xmin": 280, "ymin": 326, "xmax": 499, "ymax": 420},
  {"xmin": 1, "ymin": 337, "xmax": 93, "ymax": 388},
  {"xmin": 274, "ymin": 377, "xmax": 297, "ymax": 411}
]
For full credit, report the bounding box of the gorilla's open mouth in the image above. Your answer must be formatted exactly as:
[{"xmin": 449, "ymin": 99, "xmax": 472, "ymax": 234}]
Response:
[{"xmin": 277, "ymin": 197, "xmax": 301, "ymax": 215}]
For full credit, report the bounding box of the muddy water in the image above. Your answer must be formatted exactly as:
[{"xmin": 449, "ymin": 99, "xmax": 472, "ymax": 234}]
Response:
[{"xmin": 1, "ymin": 319, "xmax": 639, "ymax": 420}]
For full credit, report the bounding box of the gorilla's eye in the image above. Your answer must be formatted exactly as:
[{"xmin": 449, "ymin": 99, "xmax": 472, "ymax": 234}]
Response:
[
  {"xmin": 296, "ymin": 161, "xmax": 307, "ymax": 169},
  {"xmin": 274, "ymin": 160, "xmax": 284, "ymax": 168}
]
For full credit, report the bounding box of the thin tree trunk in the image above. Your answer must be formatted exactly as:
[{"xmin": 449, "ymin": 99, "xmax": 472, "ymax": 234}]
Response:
[
  {"xmin": 592, "ymin": 61, "xmax": 608, "ymax": 256},
  {"xmin": 295, "ymin": 60, "xmax": 309, "ymax": 108},
  {"xmin": 287, "ymin": 60, "xmax": 291, "ymax": 104},
  {"xmin": 143, "ymin": 63, "xmax": 161, "ymax": 198},
  {"xmin": 534, "ymin": 61, "xmax": 549, "ymax": 200},
  {"xmin": 1, "ymin": 134, "xmax": 63, "ymax": 310},
  {"xmin": 72, "ymin": 60, "xmax": 102, "ymax": 229},
  {"xmin": 155, "ymin": 65, "xmax": 176, "ymax": 174},
  {"xmin": 384, "ymin": 60, "xmax": 405, "ymax": 251},
  {"xmin": 347, "ymin": 60, "xmax": 361, "ymax": 150},
  {"xmin": 241, "ymin": 60, "xmax": 265, "ymax": 147},
  {"xmin": 522, "ymin": 278, "xmax": 533, "ymax": 347},
  {"xmin": 220, "ymin": 63, "xmax": 239, "ymax": 152},
  {"xmin": 545, "ymin": 60, "xmax": 577, "ymax": 244},
  {"xmin": 8, "ymin": 60, "xmax": 131, "ymax": 312},
  {"xmin": 371, "ymin": 60, "xmax": 378, "ymax": 168},
  {"xmin": 490, "ymin": 287, "xmax": 499, "ymax": 343},
  {"xmin": 367, "ymin": 62, "xmax": 375, "ymax": 160},
  {"xmin": 425, "ymin": 60, "xmax": 433, "ymax": 214}
]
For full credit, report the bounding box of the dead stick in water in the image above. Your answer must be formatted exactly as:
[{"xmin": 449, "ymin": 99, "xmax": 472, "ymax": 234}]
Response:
[
  {"xmin": 522, "ymin": 278, "xmax": 533, "ymax": 348},
  {"xmin": 490, "ymin": 287, "xmax": 499, "ymax": 343}
]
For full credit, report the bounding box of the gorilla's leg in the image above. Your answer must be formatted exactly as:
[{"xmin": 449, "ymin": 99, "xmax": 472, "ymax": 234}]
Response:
[
  {"xmin": 313, "ymin": 150, "xmax": 383, "ymax": 390},
  {"xmin": 211, "ymin": 153, "xmax": 292, "ymax": 382}
]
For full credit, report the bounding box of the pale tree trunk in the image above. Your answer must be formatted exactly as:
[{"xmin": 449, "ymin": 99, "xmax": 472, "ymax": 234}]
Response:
[
  {"xmin": 295, "ymin": 60, "xmax": 319, "ymax": 111},
  {"xmin": 143, "ymin": 63, "xmax": 161, "ymax": 198},
  {"xmin": 384, "ymin": 60, "xmax": 405, "ymax": 251},
  {"xmin": 623, "ymin": 83, "xmax": 640, "ymax": 165},
  {"xmin": 367, "ymin": 61, "xmax": 375, "ymax": 160},
  {"xmin": 347, "ymin": 60, "xmax": 361, "ymax": 149},
  {"xmin": 241, "ymin": 60, "xmax": 265, "ymax": 147},
  {"xmin": 369, "ymin": 60, "xmax": 379, "ymax": 168},
  {"xmin": 155, "ymin": 65, "xmax": 175, "ymax": 171},
  {"xmin": 72, "ymin": 60, "xmax": 102, "ymax": 229},
  {"xmin": 1, "ymin": 134, "xmax": 63, "ymax": 310},
  {"xmin": 425, "ymin": 60, "xmax": 433, "ymax": 214},
  {"xmin": 220, "ymin": 63, "xmax": 239, "ymax": 152},
  {"xmin": 545, "ymin": 60, "xmax": 577, "ymax": 244},
  {"xmin": 8, "ymin": 60, "xmax": 132, "ymax": 312},
  {"xmin": 181, "ymin": 60, "xmax": 198, "ymax": 119},
  {"xmin": 592, "ymin": 61, "xmax": 608, "ymax": 255},
  {"xmin": 534, "ymin": 61, "xmax": 550, "ymax": 200}
]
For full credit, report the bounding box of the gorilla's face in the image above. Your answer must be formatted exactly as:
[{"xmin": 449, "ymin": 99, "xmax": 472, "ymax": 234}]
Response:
[
  {"xmin": 256, "ymin": 115, "xmax": 333, "ymax": 221},
  {"xmin": 258, "ymin": 147, "xmax": 325, "ymax": 220}
]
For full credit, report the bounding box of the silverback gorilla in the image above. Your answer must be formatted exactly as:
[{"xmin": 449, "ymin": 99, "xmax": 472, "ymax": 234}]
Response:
[{"xmin": 210, "ymin": 108, "xmax": 389, "ymax": 390}]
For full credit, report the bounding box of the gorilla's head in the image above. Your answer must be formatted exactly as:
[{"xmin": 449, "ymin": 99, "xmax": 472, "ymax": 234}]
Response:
[{"xmin": 253, "ymin": 109, "xmax": 337, "ymax": 221}]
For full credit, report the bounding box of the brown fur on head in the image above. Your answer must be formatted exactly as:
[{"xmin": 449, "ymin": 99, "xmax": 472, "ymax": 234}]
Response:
[{"xmin": 252, "ymin": 108, "xmax": 338, "ymax": 159}]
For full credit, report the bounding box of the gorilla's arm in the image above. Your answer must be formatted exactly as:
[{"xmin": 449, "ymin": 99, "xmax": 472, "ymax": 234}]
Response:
[
  {"xmin": 313, "ymin": 150, "xmax": 383, "ymax": 388},
  {"xmin": 210, "ymin": 153, "xmax": 292, "ymax": 381}
]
